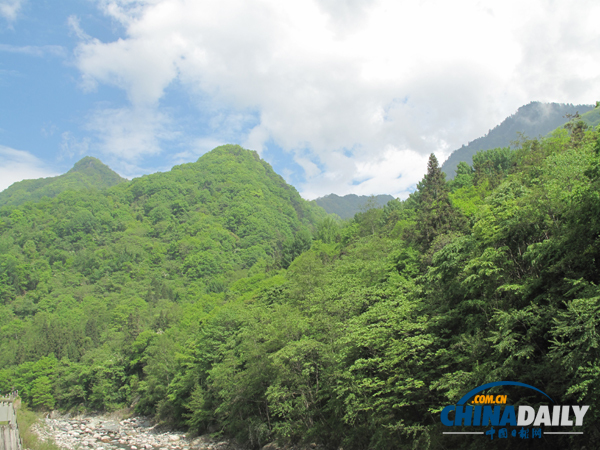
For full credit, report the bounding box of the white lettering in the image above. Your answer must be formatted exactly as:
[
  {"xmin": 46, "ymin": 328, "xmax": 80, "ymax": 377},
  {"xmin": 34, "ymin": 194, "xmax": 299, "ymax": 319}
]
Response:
[
  {"xmin": 534, "ymin": 405, "xmax": 551, "ymax": 426},
  {"xmin": 571, "ymin": 406, "xmax": 589, "ymax": 426},
  {"xmin": 551, "ymin": 406, "xmax": 560, "ymax": 426},
  {"xmin": 561, "ymin": 405, "xmax": 573, "ymax": 426},
  {"xmin": 517, "ymin": 406, "xmax": 535, "ymax": 426}
]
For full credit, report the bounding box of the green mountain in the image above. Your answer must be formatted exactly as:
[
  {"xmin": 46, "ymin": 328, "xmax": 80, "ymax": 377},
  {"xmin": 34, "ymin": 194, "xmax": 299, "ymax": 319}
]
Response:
[
  {"xmin": 0, "ymin": 144, "xmax": 326, "ymax": 306},
  {"xmin": 315, "ymin": 193, "xmax": 394, "ymax": 219},
  {"xmin": 441, "ymin": 101, "xmax": 593, "ymax": 178},
  {"xmin": 3, "ymin": 134, "xmax": 600, "ymax": 450},
  {"xmin": 0, "ymin": 156, "xmax": 127, "ymax": 207}
]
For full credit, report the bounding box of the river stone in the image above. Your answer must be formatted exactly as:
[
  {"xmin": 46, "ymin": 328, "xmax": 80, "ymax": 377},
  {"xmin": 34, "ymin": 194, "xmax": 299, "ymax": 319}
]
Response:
[
  {"xmin": 137, "ymin": 419, "xmax": 152, "ymax": 428},
  {"xmin": 102, "ymin": 421, "xmax": 120, "ymax": 432},
  {"xmin": 261, "ymin": 443, "xmax": 281, "ymax": 450}
]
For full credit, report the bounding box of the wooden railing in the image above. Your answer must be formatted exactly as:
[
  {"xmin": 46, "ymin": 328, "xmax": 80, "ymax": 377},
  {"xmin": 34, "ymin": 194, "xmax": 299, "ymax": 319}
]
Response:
[{"xmin": 0, "ymin": 397, "xmax": 22, "ymax": 450}]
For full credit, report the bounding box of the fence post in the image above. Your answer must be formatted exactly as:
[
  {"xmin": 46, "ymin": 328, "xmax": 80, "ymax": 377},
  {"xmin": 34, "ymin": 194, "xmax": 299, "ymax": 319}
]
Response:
[{"xmin": 0, "ymin": 399, "xmax": 21, "ymax": 450}]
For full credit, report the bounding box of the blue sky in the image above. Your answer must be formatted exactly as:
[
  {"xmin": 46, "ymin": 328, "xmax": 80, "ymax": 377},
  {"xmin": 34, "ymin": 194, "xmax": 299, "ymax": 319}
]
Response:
[{"xmin": 2, "ymin": 0, "xmax": 600, "ymax": 199}]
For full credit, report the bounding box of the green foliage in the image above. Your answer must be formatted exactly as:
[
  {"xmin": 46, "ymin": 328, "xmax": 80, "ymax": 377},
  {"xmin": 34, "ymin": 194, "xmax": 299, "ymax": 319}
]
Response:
[
  {"xmin": 442, "ymin": 101, "xmax": 594, "ymax": 178},
  {"xmin": 448, "ymin": 183, "xmax": 486, "ymax": 218},
  {"xmin": 472, "ymin": 146, "xmax": 515, "ymax": 188},
  {"xmin": 314, "ymin": 217, "xmax": 340, "ymax": 244},
  {"xmin": 0, "ymin": 157, "xmax": 126, "ymax": 207},
  {"xmin": 30, "ymin": 376, "xmax": 55, "ymax": 409},
  {"xmin": 448, "ymin": 161, "xmax": 474, "ymax": 191},
  {"xmin": 17, "ymin": 403, "xmax": 62, "ymax": 450},
  {"xmin": 335, "ymin": 277, "xmax": 434, "ymax": 449},
  {"xmin": 0, "ymin": 145, "xmax": 325, "ymax": 415},
  {"xmin": 551, "ymin": 295, "xmax": 600, "ymax": 412},
  {"xmin": 281, "ymin": 227, "xmax": 313, "ymax": 269},
  {"xmin": 4, "ymin": 132, "xmax": 600, "ymax": 450},
  {"xmin": 407, "ymin": 154, "xmax": 466, "ymax": 251}
]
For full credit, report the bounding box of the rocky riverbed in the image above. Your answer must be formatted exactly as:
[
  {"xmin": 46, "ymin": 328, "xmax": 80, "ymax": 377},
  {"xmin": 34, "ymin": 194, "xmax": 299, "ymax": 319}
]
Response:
[{"xmin": 31, "ymin": 415, "xmax": 241, "ymax": 450}]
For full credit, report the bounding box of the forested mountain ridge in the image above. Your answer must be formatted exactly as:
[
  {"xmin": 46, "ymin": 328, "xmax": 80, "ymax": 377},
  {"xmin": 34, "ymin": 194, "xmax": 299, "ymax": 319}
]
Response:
[
  {"xmin": 0, "ymin": 144, "xmax": 326, "ymax": 309},
  {"xmin": 3, "ymin": 131, "xmax": 600, "ymax": 449},
  {"xmin": 314, "ymin": 193, "xmax": 394, "ymax": 219},
  {"xmin": 441, "ymin": 101, "xmax": 593, "ymax": 178},
  {"xmin": 0, "ymin": 144, "xmax": 327, "ymax": 410},
  {"xmin": 0, "ymin": 156, "xmax": 127, "ymax": 207}
]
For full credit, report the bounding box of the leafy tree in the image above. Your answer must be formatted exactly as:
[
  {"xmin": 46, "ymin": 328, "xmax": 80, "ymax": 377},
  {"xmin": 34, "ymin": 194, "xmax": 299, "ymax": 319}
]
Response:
[
  {"xmin": 30, "ymin": 376, "xmax": 55, "ymax": 410},
  {"xmin": 281, "ymin": 228, "xmax": 312, "ymax": 269},
  {"xmin": 472, "ymin": 146, "xmax": 514, "ymax": 188},
  {"xmin": 448, "ymin": 161, "xmax": 474, "ymax": 191},
  {"xmin": 314, "ymin": 217, "xmax": 340, "ymax": 244}
]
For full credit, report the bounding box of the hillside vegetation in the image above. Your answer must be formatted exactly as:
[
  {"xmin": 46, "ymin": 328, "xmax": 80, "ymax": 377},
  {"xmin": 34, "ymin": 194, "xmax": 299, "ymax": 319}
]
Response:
[
  {"xmin": 1, "ymin": 129, "xmax": 600, "ymax": 449},
  {"xmin": 441, "ymin": 101, "xmax": 593, "ymax": 178},
  {"xmin": 314, "ymin": 193, "xmax": 394, "ymax": 219},
  {"xmin": 568, "ymin": 105, "xmax": 600, "ymax": 129},
  {"xmin": 0, "ymin": 156, "xmax": 127, "ymax": 207}
]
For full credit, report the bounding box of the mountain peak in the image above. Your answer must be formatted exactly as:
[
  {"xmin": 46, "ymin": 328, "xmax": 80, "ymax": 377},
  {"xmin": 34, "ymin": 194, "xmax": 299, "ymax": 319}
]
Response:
[
  {"xmin": 66, "ymin": 156, "xmax": 126, "ymax": 184},
  {"xmin": 68, "ymin": 156, "xmax": 111, "ymax": 173},
  {"xmin": 0, "ymin": 156, "xmax": 126, "ymax": 207}
]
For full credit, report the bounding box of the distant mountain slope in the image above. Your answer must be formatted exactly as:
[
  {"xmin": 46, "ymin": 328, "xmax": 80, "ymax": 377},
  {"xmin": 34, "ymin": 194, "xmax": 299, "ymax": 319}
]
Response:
[
  {"xmin": 571, "ymin": 106, "xmax": 600, "ymax": 129},
  {"xmin": 441, "ymin": 102, "xmax": 594, "ymax": 178},
  {"xmin": 0, "ymin": 156, "xmax": 126, "ymax": 207},
  {"xmin": 315, "ymin": 193, "xmax": 394, "ymax": 219}
]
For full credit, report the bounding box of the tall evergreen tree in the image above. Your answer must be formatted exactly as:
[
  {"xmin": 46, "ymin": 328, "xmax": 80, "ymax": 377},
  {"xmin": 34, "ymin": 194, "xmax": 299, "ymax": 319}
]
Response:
[{"xmin": 412, "ymin": 154, "xmax": 464, "ymax": 249}]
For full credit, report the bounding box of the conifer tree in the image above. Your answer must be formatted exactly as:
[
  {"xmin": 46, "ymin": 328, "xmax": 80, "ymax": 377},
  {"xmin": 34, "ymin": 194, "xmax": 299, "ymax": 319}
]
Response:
[{"xmin": 412, "ymin": 153, "xmax": 464, "ymax": 249}]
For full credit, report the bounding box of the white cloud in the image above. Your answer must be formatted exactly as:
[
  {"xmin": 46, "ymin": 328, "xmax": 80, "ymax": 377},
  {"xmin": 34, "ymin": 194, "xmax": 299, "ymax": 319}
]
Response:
[
  {"xmin": 299, "ymin": 147, "xmax": 430, "ymax": 200},
  {"xmin": 0, "ymin": 146, "xmax": 59, "ymax": 192},
  {"xmin": 170, "ymin": 136, "xmax": 227, "ymax": 165},
  {"xmin": 85, "ymin": 106, "xmax": 177, "ymax": 160},
  {"xmin": 60, "ymin": 131, "xmax": 91, "ymax": 159},
  {"xmin": 72, "ymin": 0, "xmax": 600, "ymax": 198},
  {"xmin": 0, "ymin": 0, "xmax": 23, "ymax": 22},
  {"xmin": 0, "ymin": 44, "xmax": 66, "ymax": 57},
  {"xmin": 68, "ymin": 15, "xmax": 92, "ymax": 42}
]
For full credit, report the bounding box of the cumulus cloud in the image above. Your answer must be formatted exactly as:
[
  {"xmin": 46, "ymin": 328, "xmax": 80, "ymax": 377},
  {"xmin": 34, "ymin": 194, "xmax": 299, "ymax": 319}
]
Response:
[
  {"xmin": 72, "ymin": 0, "xmax": 600, "ymax": 198},
  {"xmin": 0, "ymin": 146, "xmax": 59, "ymax": 192},
  {"xmin": 0, "ymin": 0, "xmax": 23, "ymax": 22},
  {"xmin": 85, "ymin": 106, "xmax": 178, "ymax": 160}
]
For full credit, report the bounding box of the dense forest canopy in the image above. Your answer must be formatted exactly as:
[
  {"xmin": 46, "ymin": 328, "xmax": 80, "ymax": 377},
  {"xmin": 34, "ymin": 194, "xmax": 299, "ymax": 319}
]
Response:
[{"xmin": 1, "ymin": 123, "xmax": 600, "ymax": 449}]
